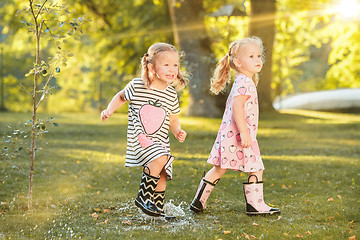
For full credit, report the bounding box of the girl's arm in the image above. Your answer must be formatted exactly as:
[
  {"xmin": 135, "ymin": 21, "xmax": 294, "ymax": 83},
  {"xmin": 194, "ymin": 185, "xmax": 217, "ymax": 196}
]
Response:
[
  {"xmin": 233, "ymin": 95, "xmax": 252, "ymax": 148},
  {"xmin": 169, "ymin": 114, "xmax": 187, "ymax": 143},
  {"xmin": 101, "ymin": 90, "xmax": 127, "ymax": 121}
]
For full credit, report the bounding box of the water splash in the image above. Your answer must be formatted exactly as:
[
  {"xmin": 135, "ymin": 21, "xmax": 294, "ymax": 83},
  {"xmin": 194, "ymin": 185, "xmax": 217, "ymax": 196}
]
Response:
[{"xmin": 164, "ymin": 199, "xmax": 185, "ymax": 217}]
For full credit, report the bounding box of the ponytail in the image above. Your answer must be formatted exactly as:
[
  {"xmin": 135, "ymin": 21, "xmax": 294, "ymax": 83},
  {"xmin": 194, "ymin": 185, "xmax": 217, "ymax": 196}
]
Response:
[
  {"xmin": 210, "ymin": 53, "xmax": 231, "ymax": 95},
  {"xmin": 141, "ymin": 53, "xmax": 151, "ymax": 88}
]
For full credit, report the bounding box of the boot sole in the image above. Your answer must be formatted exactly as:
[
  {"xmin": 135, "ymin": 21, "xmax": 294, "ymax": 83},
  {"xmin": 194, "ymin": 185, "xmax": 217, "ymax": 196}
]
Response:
[
  {"xmin": 189, "ymin": 204, "xmax": 202, "ymax": 213},
  {"xmin": 135, "ymin": 199, "xmax": 161, "ymax": 217},
  {"xmin": 246, "ymin": 210, "xmax": 281, "ymax": 216}
]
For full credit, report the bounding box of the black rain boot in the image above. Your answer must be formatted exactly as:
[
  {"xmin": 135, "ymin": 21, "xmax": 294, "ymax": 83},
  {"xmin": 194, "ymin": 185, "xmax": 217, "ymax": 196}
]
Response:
[
  {"xmin": 135, "ymin": 167, "xmax": 161, "ymax": 217},
  {"xmin": 190, "ymin": 174, "xmax": 219, "ymax": 213},
  {"xmin": 154, "ymin": 191, "xmax": 176, "ymax": 220},
  {"xmin": 243, "ymin": 175, "xmax": 280, "ymax": 216}
]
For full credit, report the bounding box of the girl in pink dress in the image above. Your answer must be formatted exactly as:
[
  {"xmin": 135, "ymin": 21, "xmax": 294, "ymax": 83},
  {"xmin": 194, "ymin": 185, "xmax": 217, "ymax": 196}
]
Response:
[{"xmin": 190, "ymin": 37, "xmax": 280, "ymax": 215}]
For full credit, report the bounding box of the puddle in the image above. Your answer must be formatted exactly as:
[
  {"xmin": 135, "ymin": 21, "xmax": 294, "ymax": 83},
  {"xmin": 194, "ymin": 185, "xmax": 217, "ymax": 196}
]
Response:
[{"xmin": 117, "ymin": 199, "xmax": 199, "ymax": 232}]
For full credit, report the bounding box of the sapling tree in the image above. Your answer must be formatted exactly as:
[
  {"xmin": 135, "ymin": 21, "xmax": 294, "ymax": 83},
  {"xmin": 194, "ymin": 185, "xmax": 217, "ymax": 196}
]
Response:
[{"xmin": 2, "ymin": 0, "xmax": 84, "ymax": 211}]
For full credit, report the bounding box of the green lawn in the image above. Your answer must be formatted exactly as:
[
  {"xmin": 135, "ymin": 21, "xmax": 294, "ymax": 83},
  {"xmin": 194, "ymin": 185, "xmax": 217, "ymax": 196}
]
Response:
[{"xmin": 0, "ymin": 110, "xmax": 359, "ymax": 239}]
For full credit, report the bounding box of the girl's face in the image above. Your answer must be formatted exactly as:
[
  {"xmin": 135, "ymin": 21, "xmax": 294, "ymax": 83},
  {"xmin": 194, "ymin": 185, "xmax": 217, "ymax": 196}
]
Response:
[
  {"xmin": 150, "ymin": 50, "xmax": 179, "ymax": 88},
  {"xmin": 235, "ymin": 43, "xmax": 263, "ymax": 78}
]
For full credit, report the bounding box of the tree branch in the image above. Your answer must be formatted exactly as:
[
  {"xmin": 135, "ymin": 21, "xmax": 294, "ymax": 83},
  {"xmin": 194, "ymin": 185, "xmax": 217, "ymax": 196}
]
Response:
[{"xmin": 35, "ymin": 0, "xmax": 48, "ymax": 19}]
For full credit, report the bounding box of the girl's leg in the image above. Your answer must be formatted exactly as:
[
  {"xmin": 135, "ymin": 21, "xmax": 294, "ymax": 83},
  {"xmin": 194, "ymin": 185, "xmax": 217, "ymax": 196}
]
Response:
[
  {"xmin": 205, "ymin": 165, "xmax": 228, "ymax": 182},
  {"xmin": 135, "ymin": 156, "xmax": 168, "ymax": 217},
  {"xmin": 156, "ymin": 168, "xmax": 167, "ymax": 191},
  {"xmin": 153, "ymin": 169, "xmax": 174, "ymax": 218},
  {"xmin": 190, "ymin": 166, "xmax": 227, "ymax": 213},
  {"xmin": 243, "ymin": 170, "xmax": 280, "ymax": 215},
  {"xmin": 146, "ymin": 155, "xmax": 169, "ymax": 177},
  {"xmin": 249, "ymin": 170, "xmax": 263, "ymax": 181}
]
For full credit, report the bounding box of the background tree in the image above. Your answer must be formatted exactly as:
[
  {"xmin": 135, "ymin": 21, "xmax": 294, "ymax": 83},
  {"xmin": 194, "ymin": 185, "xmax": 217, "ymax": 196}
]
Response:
[
  {"xmin": 168, "ymin": 0, "xmax": 223, "ymax": 117},
  {"xmin": 249, "ymin": 0, "xmax": 276, "ymax": 112},
  {"xmin": 1, "ymin": 0, "xmax": 359, "ymax": 115}
]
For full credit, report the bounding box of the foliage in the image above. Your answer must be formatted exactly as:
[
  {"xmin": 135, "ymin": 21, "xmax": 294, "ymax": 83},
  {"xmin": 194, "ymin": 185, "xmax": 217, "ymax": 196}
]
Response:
[
  {"xmin": 0, "ymin": 0, "xmax": 359, "ymax": 112},
  {"xmin": 0, "ymin": 111, "xmax": 359, "ymax": 238},
  {"xmin": 272, "ymin": 0, "xmax": 360, "ymax": 97},
  {"xmin": 322, "ymin": 19, "xmax": 360, "ymax": 89}
]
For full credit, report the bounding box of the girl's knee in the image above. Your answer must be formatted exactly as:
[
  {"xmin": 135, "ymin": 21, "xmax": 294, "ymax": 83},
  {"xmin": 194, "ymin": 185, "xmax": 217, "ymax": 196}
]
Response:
[{"xmin": 214, "ymin": 166, "xmax": 227, "ymax": 174}]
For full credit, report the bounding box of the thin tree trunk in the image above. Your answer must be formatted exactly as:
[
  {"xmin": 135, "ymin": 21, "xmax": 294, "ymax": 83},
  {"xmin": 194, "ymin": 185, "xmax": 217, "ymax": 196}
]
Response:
[
  {"xmin": 28, "ymin": 0, "xmax": 45, "ymax": 211},
  {"xmin": 249, "ymin": 0, "xmax": 276, "ymax": 112},
  {"xmin": 0, "ymin": 47, "xmax": 5, "ymax": 110}
]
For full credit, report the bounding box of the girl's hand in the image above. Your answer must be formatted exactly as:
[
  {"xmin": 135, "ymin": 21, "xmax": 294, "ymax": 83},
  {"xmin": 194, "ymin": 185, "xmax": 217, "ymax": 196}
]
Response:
[
  {"xmin": 240, "ymin": 132, "xmax": 252, "ymax": 148},
  {"xmin": 176, "ymin": 129, "xmax": 187, "ymax": 143},
  {"xmin": 101, "ymin": 109, "xmax": 112, "ymax": 121}
]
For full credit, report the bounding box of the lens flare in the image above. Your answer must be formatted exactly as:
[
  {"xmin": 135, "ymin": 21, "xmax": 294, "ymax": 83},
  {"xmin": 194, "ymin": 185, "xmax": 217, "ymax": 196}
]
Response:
[{"xmin": 337, "ymin": 0, "xmax": 360, "ymax": 19}]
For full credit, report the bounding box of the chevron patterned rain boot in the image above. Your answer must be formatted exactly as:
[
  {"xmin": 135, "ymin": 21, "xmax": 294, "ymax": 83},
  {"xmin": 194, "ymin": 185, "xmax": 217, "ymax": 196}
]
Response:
[
  {"xmin": 243, "ymin": 175, "xmax": 280, "ymax": 216},
  {"xmin": 190, "ymin": 177, "xmax": 219, "ymax": 213},
  {"xmin": 154, "ymin": 191, "xmax": 176, "ymax": 220},
  {"xmin": 135, "ymin": 168, "xmax": 161, "ymax": 217}
]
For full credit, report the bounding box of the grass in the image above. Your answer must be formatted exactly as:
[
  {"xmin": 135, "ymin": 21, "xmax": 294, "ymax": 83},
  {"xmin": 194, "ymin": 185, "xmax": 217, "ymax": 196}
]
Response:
[{"xmin": 0, "ymin": 110, "xmax": 359, "ymax": 239}]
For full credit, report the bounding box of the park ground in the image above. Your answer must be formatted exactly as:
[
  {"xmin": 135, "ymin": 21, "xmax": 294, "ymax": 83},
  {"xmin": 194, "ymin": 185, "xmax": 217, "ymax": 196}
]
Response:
[{"xmin": 0, "ymin": 110, "xmax": 359, "ymax": 239}]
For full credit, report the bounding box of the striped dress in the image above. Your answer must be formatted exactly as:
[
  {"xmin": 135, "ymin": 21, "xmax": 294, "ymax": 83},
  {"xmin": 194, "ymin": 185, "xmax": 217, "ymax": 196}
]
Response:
[{"xmin": 123, "ymin": 78, "xmax": 180, "ymax": 180}]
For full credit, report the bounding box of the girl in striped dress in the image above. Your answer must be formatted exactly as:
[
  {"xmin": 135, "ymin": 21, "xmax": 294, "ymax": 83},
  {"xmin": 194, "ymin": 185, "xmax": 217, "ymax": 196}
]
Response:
[{"xmin": 101, "ymin": 43, "xmax": 187, "ymax": 218}]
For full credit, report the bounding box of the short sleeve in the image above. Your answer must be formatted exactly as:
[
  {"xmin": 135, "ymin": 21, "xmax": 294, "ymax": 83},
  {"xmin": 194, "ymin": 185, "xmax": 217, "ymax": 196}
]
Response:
[
  {"xmin": 232, "ymin": 75, "xmax": 253, "ymax": 101},
  {"xmin": 123, "ymin": 79, "xmax": 135, "ymax": 101},
  {"xmin": 168, "ymin": 88, "xmax": 180, "ymax": 115},
  {"xmin": 169, "ymin": 94, "xmax": 180, "ymax": 115}
]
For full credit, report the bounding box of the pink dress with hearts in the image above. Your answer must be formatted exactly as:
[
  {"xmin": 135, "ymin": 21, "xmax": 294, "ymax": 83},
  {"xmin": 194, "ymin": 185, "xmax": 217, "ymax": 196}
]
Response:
[{"xmin": 207, "ymin": 74, "xmax": 264, "ymax": 172}]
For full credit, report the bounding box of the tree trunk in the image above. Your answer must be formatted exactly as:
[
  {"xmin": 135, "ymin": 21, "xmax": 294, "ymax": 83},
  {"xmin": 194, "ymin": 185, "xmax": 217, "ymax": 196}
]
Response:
[
  {"xmin": 168, "ymin": 0, "xmax": 224, "ymax": 117},
  {"xmin": 249, "ymin": 0, "xmax": 276, "ymax": 112},
  {"xmin": 28, "ymin": 0, "xmax": 44, "ymax": 211}
]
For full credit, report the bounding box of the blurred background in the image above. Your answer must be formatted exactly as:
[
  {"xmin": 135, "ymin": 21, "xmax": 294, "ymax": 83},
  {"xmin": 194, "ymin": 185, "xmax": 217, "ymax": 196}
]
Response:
[{"xmin": 0, "ymin": 0, "xmax": 359, "ymax": 116}]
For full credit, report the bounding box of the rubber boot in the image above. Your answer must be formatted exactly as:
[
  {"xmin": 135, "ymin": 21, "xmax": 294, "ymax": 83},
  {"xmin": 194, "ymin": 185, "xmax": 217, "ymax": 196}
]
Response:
[
  {"xmin": 243, "ymin": 175, "xmax": 280, "ymax": 215},
  {"xmin": 190, "ymin": 176, "xmax": 219, "ymax": 213},
  {"xmin": 135, "ymin": 167, "xmax": 161, "ymax": 217},
  {"xmin": 154, "ymin": 191, "xmax": 176, "ymax": 220}
]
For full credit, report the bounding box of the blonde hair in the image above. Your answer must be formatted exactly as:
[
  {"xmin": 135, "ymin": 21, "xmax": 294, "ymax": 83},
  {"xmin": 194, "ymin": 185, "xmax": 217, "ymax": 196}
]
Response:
[
  {"xmin": 141, "ymin": 43, "xmax": 188, "ymax": 90},
  {"xmin": 210, "ymin": 36, "xmax": 264, "ymax": 95}
]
